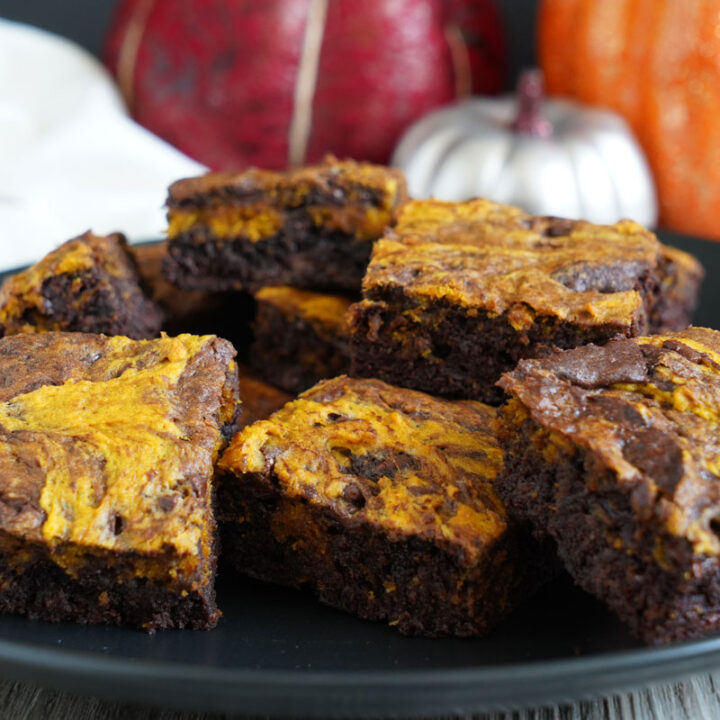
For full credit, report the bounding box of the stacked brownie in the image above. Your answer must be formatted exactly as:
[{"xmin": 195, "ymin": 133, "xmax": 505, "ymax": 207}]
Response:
[
  {"xmin": 163, "ymin": 156, "xmax": 407, "ymax": 394},
  {"xmin": 347, "ymin": 198, "xmax": 703, "ymax": 404},
  {"xmin": 164, "ymin": 156, "xmax": 407, "ymax": 293}
]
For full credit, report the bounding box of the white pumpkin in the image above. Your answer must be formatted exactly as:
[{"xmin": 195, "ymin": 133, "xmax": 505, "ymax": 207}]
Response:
[{"xmin": 392, "ymin": 70, "xmax": 658, "ymax": 227}]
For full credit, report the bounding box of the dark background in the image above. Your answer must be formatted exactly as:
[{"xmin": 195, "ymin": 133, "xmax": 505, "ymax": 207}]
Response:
[{"xmin": 0, "ymin": 1, "xmax": 538, "ymax": 90}]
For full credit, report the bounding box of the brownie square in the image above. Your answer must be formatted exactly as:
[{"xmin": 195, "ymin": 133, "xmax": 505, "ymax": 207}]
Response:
[
  {"xmin": 250, "ymin": 286, "xmax": 353, "ymax": 394},
  {"xmin": 163, "ymin": 157, "xmax": 407, "ymax": 293},
  {"xmin": 348, "ymin": 198, "xmax": 702, "ymax": 404},
  {"xmin": 0, "ymin": 232, "xmax": 163, "ymax": 339},
  {"xmin": 497, "ymin": 328, "xmax": 720, "ymax": 644},
  {"xmin": 0, "ymin": 332, "xmax": 239, "ymax": 631},
  {"xmin": 217, "ymin": 376, "xmax": 552, "ymax": 636}
]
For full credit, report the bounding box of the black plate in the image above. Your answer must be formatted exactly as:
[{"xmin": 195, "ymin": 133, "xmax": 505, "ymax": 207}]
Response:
[{"xmin": 0, "ymin": 231, "xmax": 719, "ymax": 718}]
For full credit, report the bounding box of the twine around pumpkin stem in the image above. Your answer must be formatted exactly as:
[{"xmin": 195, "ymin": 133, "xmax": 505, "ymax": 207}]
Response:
[{"xmin": 511, "ymin": 69, "xmax": 552, "ymax": 138}]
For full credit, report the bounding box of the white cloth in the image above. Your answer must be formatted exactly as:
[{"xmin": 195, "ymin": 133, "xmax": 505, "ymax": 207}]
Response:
[{"xmin": 0, "ymin": 19, "xmax": 206, "ymax": 270}]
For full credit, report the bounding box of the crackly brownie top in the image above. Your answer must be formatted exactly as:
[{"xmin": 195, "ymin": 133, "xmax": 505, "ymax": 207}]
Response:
[
  {"xmin": 166, "ymin": 157, "xmax": 407, "ymax": 244},
  {"xmin": 0, "ymin": 231, "xmax": 161, "ymax": 338},
  {"xmin": 254, "ymin": 286, "xmax": 352, "ymax": 333},
  {"xmin": 499, "ymin": 327, "xmax": 720, "ymax": 557},
  {"xmin": 363, "ymin": 198, "xmax": 662, "ymax": 328},
  {"xmin": 0, "ymin": 332, "xmax": 238, "ymax": 576},
  {"xmin": 219, "ymin": 376, "xmax": 506, "ymax": 557},
  {"xmin": 168, "ymin": 157, "xmax": 406, "ymax": 209}
]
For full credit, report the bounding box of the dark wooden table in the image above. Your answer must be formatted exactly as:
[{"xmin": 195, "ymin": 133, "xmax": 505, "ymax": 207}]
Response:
[{"xmin": 3, "ymin": 674, "xmax": 720, "ymax": 719}]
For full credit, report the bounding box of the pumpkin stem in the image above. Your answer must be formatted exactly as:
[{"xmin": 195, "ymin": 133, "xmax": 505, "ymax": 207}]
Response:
[{"xmin": 511, "ymin": 69, "xmax": 552, "ymax": 138}]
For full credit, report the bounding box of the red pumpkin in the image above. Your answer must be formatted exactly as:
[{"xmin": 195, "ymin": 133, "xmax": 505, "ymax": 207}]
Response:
[{"xmin": 104, "ymin": 0, "xmax": 506, "ymax": 170}]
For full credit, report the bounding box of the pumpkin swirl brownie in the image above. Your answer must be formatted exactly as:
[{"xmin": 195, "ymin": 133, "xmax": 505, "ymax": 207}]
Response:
[
  {"xmin": 217, "ymin": 376, "xmax": 553, "ymax": 636},
  {"xmin": 497, "ymin": 328, "xmax": 720, "ymax": 644},
  {"xmin": 250, "ymin": 286, "xmax": 353, "ymax": 394},
  {"xmin": 0, "ymin": 332, "xmax": 239, "ymax": 631},
  {"xmin": 163, "ymin": 157, "xmax": 407, "ymax": 293},
  {"xmin": 0, "ymin": 232, "xmax": 163, "ymax": 340},
  {"xmin": 348, "ymin": 198, "xmax": 702, "ymax": 404}
]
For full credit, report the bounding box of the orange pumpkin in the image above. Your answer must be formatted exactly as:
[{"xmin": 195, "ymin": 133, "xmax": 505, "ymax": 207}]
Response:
[{"xmin": 539, "ymin": 0, "xmax": 720, "ymax": 239}]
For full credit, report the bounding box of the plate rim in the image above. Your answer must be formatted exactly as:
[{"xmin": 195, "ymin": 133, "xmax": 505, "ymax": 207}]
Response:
[{"xmin": 3, "ymin": 628, "xmax": 720, "ymax": 716}]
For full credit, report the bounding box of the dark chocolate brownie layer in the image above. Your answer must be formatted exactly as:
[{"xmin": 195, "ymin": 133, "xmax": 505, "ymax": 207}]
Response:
[
  {"xmin": 349, "ymin": 295, "xmax": 643, "ymax": 405},
  {"xmin": 218, "ymin": 376, "xmax": 554, "ymax": 636},
  {"xmin": 164, "ymin": 158, "xmax": 407, "ymax": 293},
  {"xmin": 497, "ymin": 329, "xmax": 720, "ymax": 644},
  {"xmin": 219, "ymin": 493, "xmax": 550, "ymax": 637},
  {"xmin": 0, "ymin": 535, "xmax": 218, "ymax": 632},
  {"xmin": 348, "ymin": 199, "xmax": 701, "ymax": 404},
  {"xmin": 164, "ymin": 225, "xmax": 373, "ymax": 293},
  {"xmin": 0, "ymin": 232, "xmax": 163, "ymax": 339},
  {"xmin": 250, "ymin": 286, "xmax": 353, "ymax": 394},
  {"xmin": 0, "ymin": 332, "xmax": 239, "ymax": 631}
]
